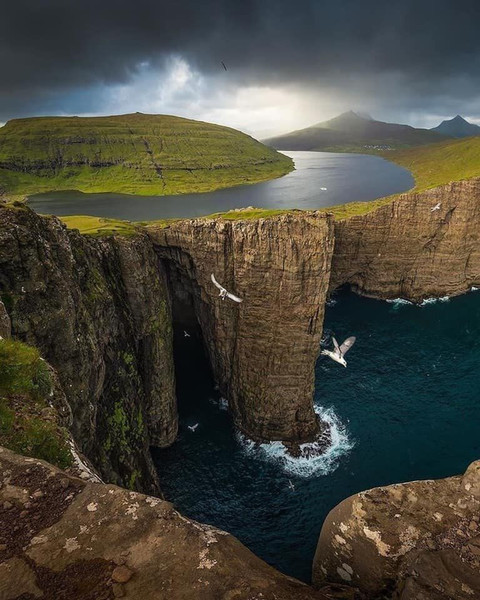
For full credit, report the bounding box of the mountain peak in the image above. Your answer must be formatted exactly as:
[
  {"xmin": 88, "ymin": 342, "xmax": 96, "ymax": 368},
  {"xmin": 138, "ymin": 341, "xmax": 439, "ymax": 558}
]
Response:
[{"xmin": 431, "ymin": 115, "xmax": 480, "ymax": 138}]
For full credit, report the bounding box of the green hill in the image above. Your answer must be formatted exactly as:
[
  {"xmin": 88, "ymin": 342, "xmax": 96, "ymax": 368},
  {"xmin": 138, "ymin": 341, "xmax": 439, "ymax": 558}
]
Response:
[
  {"xmin": 0, "ymin": 113, "xmax": 293, "ymax": 199},
  {"xmin": 263, "ymin": 111, "xmax": 450, "ymax": 153},
  {"xmin": 383, "ymin": 135, "xmax": 480, "ymax": 191}
]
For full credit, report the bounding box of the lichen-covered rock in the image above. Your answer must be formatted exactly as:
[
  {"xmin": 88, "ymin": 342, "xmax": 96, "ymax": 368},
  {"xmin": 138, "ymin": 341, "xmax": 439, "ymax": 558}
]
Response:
[
  {"xmin": 0, "ymin": 446, "xmax": 329, "ymax": 600},
  {"xmin": 150, "ymin": 212, "xmax": 335, "ymax": 443},
  {"xmin": 331, "ymin": 178, "xmax": 480, "ymax": 301},
  {"xmin": 313, "ymin": 461, "xmax": 480, "ymax": 599},
  {"xmin": 0, "ymin": 205, "xmax": 176, "ymax": 494},
  {"xmin": 0, "ymin": 299, "xmax": 10, "ymax": 338}
]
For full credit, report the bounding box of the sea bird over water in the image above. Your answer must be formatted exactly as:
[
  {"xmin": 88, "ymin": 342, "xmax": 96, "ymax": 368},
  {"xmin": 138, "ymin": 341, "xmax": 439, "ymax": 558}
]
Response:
[
  {"xmin": 321, "ymin": 336, "xmax": 356, "ymax": 367},
  {"xmin": 211, "ymin": 273, "xmax": 243, "ymax": 303},
  {"xmin": 188, "ymin": 423, "xmax": 199, "ymax": 432},
  {"xmin": 184, "ymin": 330, "xmax": 190, "ymax": 338},
  {"xmin": 288, "ymin": 480, "xmax": 295, "ymax": 491}
]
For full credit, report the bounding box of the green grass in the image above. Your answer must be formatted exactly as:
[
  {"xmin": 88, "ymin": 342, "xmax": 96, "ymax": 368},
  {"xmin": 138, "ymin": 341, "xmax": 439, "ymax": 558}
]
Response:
[
  {"xmin": 382, "ymin": 136, "xmax": 480, "ymax": 191},
  {"xmin": 60, "ymin": 215, "xmax": 139, "ymax": 236},
  {"xmin": 0, "ymin": 338, "xmax": 73, "ymax": 468},
  {"xmin": 0, "ymin": 113, "xmax": 293, "ymax": 199}
]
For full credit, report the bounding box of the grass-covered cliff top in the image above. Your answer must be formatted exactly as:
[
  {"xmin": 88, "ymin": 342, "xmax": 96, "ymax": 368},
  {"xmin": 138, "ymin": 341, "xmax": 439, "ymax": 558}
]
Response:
[
  {"xmin": 0, "ymin": 338, "xmax": 72, "ymax": 468},
  {"xmin": 0, "ymin": 113, "xmax": 293, "ymax": 198}
]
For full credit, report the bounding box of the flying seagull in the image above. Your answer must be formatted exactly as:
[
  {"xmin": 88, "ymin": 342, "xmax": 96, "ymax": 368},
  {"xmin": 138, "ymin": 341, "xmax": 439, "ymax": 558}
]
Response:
[
  {"xmin": 188, "ymin": 423, "xmax": 199, "ymax": 432},
  {"xmin": 211, "ymin": 274, "xmax": 243, "ymax": 303},
  {"xmin": 221, "ymin": 61, "xmax": 227, "ymax": 71},
  {"xmin": 321, "ymin": 336, "xmax": 356, "ymax": 368},
  {"xmin": 431, "ymin": 202, "xmax": 442, "ymax": 212},
  {"xmin": 184, "ymin": 330, "xmax": 190, "ymax": 338},
  {"xmin": 288, "ymin": 480, "xmax": 295, "ymax": 491}
]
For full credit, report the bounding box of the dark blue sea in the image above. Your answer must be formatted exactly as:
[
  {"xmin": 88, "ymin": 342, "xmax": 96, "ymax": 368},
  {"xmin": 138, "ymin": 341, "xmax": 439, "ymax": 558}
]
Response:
[{"xmin": 152, "ymin": 288, "xmax": 480, "ymax": 582}]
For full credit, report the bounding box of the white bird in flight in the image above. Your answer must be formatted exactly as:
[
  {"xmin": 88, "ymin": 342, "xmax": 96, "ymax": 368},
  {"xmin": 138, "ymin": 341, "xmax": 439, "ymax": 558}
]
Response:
[
  {"xmin": 188, "ymin": 423, "xmax": 199, "ymax": 432},
  {"xmin": 288, "ymin": 480, "xmax": 295, "ymax": 491},
  {"xmin": 431, "ymin": 202, "xmax": 442, "ymax": 212},
  {"xmin": 184, "ymin": 330, "xmax": 190, "ymax": 338},
  {"xmin": 211, "ymin": 274, "xmax": 243, "ymax": 303},
  {"xmin": 321, "ymin": 336, "xmax": 356, "ymax": 368}
]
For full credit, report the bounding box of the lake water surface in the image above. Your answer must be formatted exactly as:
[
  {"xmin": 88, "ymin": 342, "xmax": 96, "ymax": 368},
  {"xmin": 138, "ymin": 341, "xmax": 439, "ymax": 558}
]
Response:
[
  {"xmin": 28, "ymin": 151, "xmax": 414, "ymax": 220},
  {"xmin": 152, "ymin": 289, "xmax": 480, "ymax": 582}
]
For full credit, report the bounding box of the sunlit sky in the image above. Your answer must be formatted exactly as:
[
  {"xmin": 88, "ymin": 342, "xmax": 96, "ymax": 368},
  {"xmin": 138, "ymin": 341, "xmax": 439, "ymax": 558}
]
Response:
[{"xmin": 1, "ymin": 1, "xmax": 480, "ymax": 138}]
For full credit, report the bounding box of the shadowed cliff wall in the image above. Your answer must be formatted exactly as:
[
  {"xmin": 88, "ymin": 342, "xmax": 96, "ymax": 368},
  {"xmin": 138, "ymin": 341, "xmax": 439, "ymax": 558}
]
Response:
[{"xmin": 0, "ymin": 206, "xmax": 177, "ymax": 494}]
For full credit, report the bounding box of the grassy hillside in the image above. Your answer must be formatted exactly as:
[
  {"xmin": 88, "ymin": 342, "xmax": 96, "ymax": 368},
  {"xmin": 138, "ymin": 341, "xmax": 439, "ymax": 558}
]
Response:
[
  {"xmin": 0, "ymin": 338, "xmax": 72, "ymax": 468},
  {"xmin": 264, "ymin": 111, "xmax": 450, "ymax": 153},
  {"xmin": 0, "ymin": 113, "xmax": 293, "ymax": 198},
  {"xmin": 384, "ymin": 136, "xmax": 480, "ymax": 191}
]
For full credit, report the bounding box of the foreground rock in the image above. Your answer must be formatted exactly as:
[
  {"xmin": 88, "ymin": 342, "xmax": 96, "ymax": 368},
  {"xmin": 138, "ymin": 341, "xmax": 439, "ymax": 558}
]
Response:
[
  {"xmin": 0, "ymin": 446, "xmax": 330, "ymax": 600},
  {"xmin": 313, "ymin": 460, "xmax": 480, "ymax": 599}
]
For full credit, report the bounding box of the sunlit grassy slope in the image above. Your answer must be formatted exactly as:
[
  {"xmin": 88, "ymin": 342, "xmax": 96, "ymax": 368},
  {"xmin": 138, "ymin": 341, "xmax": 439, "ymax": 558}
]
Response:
[
  {"xmin": 382, "ymin": 136, "xmax": 480, "ymax": 191},
  {"xmin": 0, "ymin": 113, "xmax": 293, "ymax": 198}
]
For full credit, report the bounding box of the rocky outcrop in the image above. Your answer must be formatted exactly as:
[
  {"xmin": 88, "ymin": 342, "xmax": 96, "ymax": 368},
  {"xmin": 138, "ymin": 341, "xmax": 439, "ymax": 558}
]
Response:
[
  {"xmin": 149, "ymin": 212, "xmax": 335, "ymax": 443},
  {"xmin": 0, "ymin": 299, "xmax": 11, "ymax": 338},
  {"xmin": 331, "ymin": 178, "xmax": 480, "ymax": 301},
  {"xmin": 0, "ymin": 205, "xmax": 176, "ymax": 494},
  {"xmin": 0, "ymin": 446, "xmax": 331, "ymax": 600},
  {"xmin": 313, "ymin": 460, "xmax": 480, "ymax": 599}
]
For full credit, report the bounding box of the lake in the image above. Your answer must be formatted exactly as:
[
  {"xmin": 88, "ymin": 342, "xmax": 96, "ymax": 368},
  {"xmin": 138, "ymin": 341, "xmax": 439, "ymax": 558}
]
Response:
[{"xmin": 28, "ymin": 151, "xmax": 414, "ymax": 220}]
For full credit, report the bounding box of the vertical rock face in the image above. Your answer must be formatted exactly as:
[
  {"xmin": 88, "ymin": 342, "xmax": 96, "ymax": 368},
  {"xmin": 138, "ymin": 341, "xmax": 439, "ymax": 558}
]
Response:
[
  {"xmin": 0, "ymin": 206, "xmax": 176, "ymax": 493},
  {"xmin": 150, "ymin": 212, "xmax": 335, "ymax": 442},
  {"xmin": 0, "ymin": 299, "xmax": 10, "ymax": 338},
  {"xmin": 331, "ymin": 178, "xmax": 480, "ymax": 301},
  {"xmin": 313, "ymin": 461, "xmax": 480, "ymax": 599}
]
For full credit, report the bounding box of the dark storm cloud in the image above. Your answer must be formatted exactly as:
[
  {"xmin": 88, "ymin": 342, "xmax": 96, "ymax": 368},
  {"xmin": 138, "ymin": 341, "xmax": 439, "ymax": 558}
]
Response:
[{"xmin": 1, "ymin": 0, "xmax": 480, "ymax": 121}]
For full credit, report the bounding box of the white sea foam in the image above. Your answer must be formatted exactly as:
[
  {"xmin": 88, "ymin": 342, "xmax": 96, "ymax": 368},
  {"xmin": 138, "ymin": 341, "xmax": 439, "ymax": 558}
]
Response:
[
  {"xmin": 238, "ymin": 406, "xmax": 353, "ymax": 478},
  {"xmin": 209, "ymin": 396, "xmax": 229, "ymax": 410},
  {"xmin": 387, "ymin": 296, "xmax": 452, "ymax": 309},
  {"xmin": 386, "ymin": 298, "xmax": 413, "ymax": 310},
  {"xmin": 420, "ymin": 296, "xmax": 450, "ymax": 306}
]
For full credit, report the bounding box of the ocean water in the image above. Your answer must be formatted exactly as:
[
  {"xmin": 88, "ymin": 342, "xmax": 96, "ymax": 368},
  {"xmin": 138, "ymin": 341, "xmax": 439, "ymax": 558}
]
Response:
[
  {"xmin": 152, "ymin": 288, "xmax": 480, "ymax": 582},
  {"xmin": 27, "ymin": 151, "xmax": 413, "ymax": 220}
]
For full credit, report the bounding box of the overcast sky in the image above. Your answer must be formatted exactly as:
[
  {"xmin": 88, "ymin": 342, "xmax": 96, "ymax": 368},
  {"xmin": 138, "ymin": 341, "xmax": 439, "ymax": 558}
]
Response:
[{"xmin": 1, "ymin": 0, "xmax": 480, "ymax": 137}]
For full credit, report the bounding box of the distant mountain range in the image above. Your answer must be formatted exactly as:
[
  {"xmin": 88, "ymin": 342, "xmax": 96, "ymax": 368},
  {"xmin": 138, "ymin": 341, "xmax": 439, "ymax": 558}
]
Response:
[
  {"xmin": 430, "ymin": 115, "xmax": 480, "ymax": 138},
  {"xmin": 263, "ymin": 111, "xmax": 479, "ymax": 153}
]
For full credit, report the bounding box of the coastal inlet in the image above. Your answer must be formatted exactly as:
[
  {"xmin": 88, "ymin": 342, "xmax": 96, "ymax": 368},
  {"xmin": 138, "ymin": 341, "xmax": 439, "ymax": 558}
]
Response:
[{"xmin": 153, "ymin": 288, "xmax": 480, "ymax": 582}]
